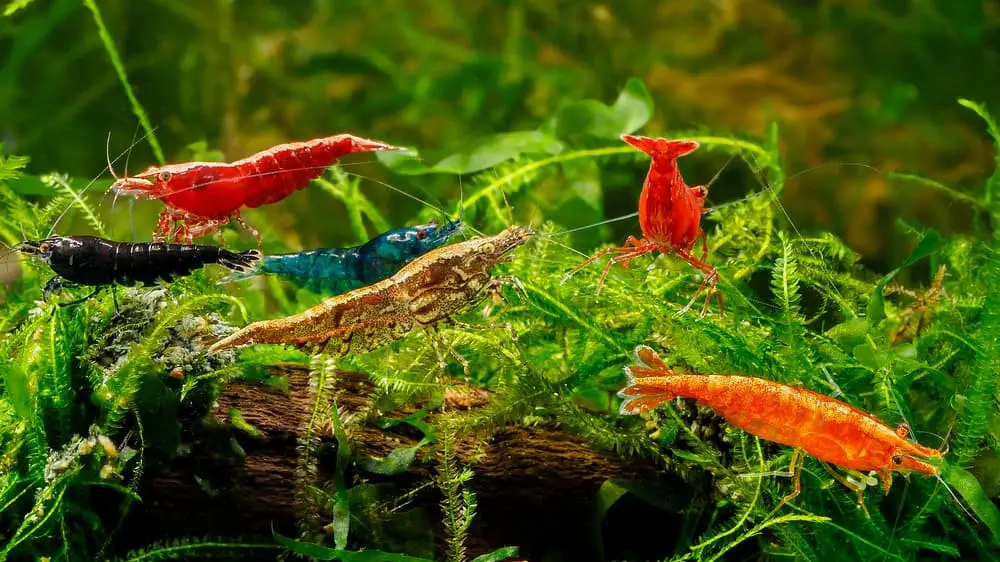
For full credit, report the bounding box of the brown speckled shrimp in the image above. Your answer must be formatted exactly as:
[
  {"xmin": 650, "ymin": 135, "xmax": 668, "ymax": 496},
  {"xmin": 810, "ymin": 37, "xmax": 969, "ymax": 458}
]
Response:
[{"xmin": 207, "ymin": 226, "xmax": 534, "ymax": 358}]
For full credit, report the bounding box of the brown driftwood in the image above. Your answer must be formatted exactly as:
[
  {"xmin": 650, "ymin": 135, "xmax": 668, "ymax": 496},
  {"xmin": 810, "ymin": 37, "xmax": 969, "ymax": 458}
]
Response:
[{"xmin": 118, "ymin": 364, "xmax": 679, "ymax": 561}]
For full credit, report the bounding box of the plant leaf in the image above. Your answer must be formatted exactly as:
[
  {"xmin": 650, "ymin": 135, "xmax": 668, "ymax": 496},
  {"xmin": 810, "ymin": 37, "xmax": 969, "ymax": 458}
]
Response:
[
  {"xmin": 610, "ymin": 77, "xmax": 654, "ymax": 134},
  {"xmin": 543, "ymin": 77, "xmax": 653, "ymax": 142},
  {"xmin": 379, "ymin": 132, "xmax": 564, "ymax": 176},
  {"xmin": 356, "ymin": 437, "xmax": 432, "ymax": 476},
  {"xmin": 958, "ymin": 98, "xmax": 1000, "ymax": 207},
  {"xmin": 331, "ymin": 400, "xmax": 352, "ymax": 550},
  {"xmin": 272, "ymin": 530, "xmax": 435, "ymax": 562},
  {"xmin": 942, "ymin": 464, "xmax": 1000, "ymax": 545},
  {"xmin": 0, "ymin": 357, "xmax": 31, "ymax": 419},
  {"xmin": 469, "ymin": 546, "xmax": 520, "ymax": 562},
  {"xmin": 0, "ymin": 149, "xmax": 29, "ymax": 182},
  {"xmin": 3, "ymin": 0, "xmax": 37, "ymax": 16},
  {"xmin": 867, "ymin": 229, "xmax": 945, "ymax": 326}
]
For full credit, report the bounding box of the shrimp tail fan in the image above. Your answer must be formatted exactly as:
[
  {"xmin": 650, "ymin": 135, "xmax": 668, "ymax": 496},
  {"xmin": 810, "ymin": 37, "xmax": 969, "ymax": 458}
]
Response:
[
  {"xmin": 620, "ymin": 134, "xmax": 699, "ymax": 160},
  {"xmin": 217, "ymin": 250, "xmax": 265, "ymax": 284},
  {"xmin": 617, "ymin": 344, "xmax": 678, "ymax": 416}
]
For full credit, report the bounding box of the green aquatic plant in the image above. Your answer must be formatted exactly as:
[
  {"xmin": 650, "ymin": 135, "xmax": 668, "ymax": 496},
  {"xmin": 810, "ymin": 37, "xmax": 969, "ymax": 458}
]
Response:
[
  {"xmin": 0, "ymin": 155, "xmax": 271, "ymax": 559},
  {"xmin": 340, "ymin": 92, "xmax": 1000, "ymax": 560},
  {"xmin": 1, "ymin": 53, "xmax": 1000, "ymax": 561}
]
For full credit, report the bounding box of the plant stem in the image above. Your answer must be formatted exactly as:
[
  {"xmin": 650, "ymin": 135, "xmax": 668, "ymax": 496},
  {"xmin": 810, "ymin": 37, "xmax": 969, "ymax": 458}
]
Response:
[{"xmin": 83, "ymin": 0, "xmax": 165, "ymax": 165}]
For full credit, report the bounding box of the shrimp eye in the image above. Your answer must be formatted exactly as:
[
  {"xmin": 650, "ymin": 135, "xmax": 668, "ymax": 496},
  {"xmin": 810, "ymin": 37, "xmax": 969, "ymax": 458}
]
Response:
[
  {"xmin": 416, "ymin": 230, "xmax": 427, "ymax": 240},
  {"xmin": 693, "ymin": 186, "xmax": 708, "ymax": 197},
  {"xmin": 891, "ymin": 454, "xmax": 904, "ymax": 465},
  {"xmin": 157, "ymin": 170, "xmax": 173, "ymax": 182},
  {"xmin": 38, "ymin": 242, "xmax": 50, "ymax": 253}
]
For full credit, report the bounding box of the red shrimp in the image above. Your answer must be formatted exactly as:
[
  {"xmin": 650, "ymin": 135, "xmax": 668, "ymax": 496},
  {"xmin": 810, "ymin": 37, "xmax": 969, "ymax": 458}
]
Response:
[
  {"xmin": 111, "ymin": 134, "xmax": 403, "ymax": 246},
  {"xmin": 564, "ymin": 134, "xmax": 720, "ymax": 315},
  {"xmin": 619, "ymin": 345, "xmax": 944, "ymax": 506}
]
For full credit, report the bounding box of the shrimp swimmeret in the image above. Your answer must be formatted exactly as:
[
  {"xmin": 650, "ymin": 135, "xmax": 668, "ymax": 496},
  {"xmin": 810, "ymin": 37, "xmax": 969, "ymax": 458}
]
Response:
[{"xmin": 618, "ymin": 345, "xmax": 944, "ymax": 506}]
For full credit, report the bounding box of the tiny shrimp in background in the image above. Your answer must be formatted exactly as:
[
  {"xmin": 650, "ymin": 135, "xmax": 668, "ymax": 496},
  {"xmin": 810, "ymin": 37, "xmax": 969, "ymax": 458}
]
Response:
[
  {"xmin": 220, "ymin": 218, "xmax": 464, "ymax": 296},
  {"xmin": 564, "ymin": 134, "xmax": 720, "ymax": 316},
  {"xmin": 618, "ymin": 344, "xmax": 944, "ymax": 506},
  {"xmin": 110, "ymin": 134, "xmax": 404, "ymax": 246}
]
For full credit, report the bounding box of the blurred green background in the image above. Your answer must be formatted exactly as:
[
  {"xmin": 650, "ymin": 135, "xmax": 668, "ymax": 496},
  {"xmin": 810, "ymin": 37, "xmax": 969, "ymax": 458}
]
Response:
[{"xmin": 1, "ymin": 0, "xmax": 998, "ymax": 272}]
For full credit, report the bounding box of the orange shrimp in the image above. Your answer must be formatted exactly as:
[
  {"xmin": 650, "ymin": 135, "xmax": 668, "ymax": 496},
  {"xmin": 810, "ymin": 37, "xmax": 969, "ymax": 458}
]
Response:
[{"xmin": 618, "ymin": 345, "xmax": 944, "ymax": 506}]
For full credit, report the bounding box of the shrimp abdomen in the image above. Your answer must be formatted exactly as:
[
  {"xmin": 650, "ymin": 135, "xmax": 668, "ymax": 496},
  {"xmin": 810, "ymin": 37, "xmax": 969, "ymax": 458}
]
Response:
[
  {"xmin": 237, "ymin": 135, "xmax": 401, "ymax": 210},
  {"xmin": 619, "ymin": 369, "xmax": 895, "ymax": 470},
  {"xmin": 688, "ymin": 377, "xmax": 899, "ymax": 470}
]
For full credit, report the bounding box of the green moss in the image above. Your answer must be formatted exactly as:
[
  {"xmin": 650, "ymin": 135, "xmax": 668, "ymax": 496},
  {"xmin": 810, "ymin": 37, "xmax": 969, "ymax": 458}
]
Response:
[{"xmin": 1, "ymin": 74, "xmax": 999, "ymax": 561}]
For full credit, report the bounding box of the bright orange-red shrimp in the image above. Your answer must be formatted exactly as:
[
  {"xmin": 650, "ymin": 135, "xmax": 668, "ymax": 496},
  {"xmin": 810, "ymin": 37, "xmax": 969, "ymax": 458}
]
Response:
[
  {"xmin": 619, "ymin": 345, "xmax": 944, "ymax": 506},
  {"xmin": 564, "ymin": 134, "xmax": 720, "ymax": 315},
  {"xmin": 111, "ymin": 134, "xmax": 403, "ymax": 246}
]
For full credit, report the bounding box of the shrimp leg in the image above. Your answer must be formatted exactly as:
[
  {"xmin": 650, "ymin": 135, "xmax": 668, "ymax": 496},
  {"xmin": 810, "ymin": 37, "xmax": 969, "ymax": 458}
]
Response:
[
  {"xmin": 777, "ymin": 447, "xmax": 805, "ymax": 508},
  {"xmin": 599, "ymin": 241, "xmax": 659, "ymax": 292},
  {"xmin": 562, "ymin": 247, "xmax": 621, "ymax": 283},
  {"xmin": 173, "ymin": 216, "xmax": 232, "ymax": 245},
  {"xmin": 566, "ymin": 236, "xmax": 659, "ymax": 295},
  {"xmin": 58, "ymin": 287, "xmax": 104, "ymax": 308},
  {"xmin": 562, "ymin": 236, "xmax": 648, "ymax": 283},
  {"xmin": 43, "ymin": 276, "xmax": 65, "ymax": 300},
  {"xmin": 232, "ymin": 213, "xmax": 262, "ymax": 249},
  {"xmin": 819, "ymin": 462, "xmax": 870, "ymax": 512},
  {"xmin": 43, "ymin": 277, "xmax": 101, "ymax": 308},
  {"xmin": 482, "ymin": 274, "xmax": 529, "ymax": 318},
  {"xmin": 674, "ymin": 247, "xmax": 721, "ymax": 316},
  {"xmin": 428, "ymin": 325, "xmax": 470, "ymax": 377},
  {"xmin": 153, "ymin": 209, "xmax": 176, "ymax": 243}
]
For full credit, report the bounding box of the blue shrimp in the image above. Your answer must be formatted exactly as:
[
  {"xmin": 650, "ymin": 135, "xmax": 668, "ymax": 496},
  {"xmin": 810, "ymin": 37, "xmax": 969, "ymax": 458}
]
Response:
[{"xmin": 222, "ymin": 219, "xmax": 464, "ymax": 295}]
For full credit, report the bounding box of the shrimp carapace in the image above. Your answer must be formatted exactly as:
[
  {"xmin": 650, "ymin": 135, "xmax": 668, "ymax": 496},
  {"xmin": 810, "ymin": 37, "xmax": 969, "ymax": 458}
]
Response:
[
  {"xmin": 111, "ymin": 134, "xmax": 404, "ymax": 246},
  {"xmin": 619, "ymin": 345, "xmax": 944, "ymax": 505},
  {"xmin": 564, "ymin": 134, "xmax": 720, "ymax": 316}
]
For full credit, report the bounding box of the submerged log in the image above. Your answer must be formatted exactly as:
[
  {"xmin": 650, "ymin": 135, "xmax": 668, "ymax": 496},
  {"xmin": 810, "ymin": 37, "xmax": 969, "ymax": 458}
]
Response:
[{"xmin": 118, "ymin": 364, "xmax": 682, "ymax": 561}]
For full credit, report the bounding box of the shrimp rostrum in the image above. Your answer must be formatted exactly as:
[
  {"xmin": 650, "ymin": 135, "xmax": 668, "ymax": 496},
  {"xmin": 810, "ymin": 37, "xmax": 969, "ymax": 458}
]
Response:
[
  {"xmin": 618, "ymin": 345, "xmax": 944, "ymax": 506},
  {"xmin": 16, "ymin": 235, "xmax": 260, "ymax": 306}
]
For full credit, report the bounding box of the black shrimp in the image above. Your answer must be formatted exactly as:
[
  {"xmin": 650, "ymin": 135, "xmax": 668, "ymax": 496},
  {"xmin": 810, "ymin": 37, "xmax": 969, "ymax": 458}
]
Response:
[{"xmin": 15, "ymin": 235, "xmax": 261, "ymax": 306}]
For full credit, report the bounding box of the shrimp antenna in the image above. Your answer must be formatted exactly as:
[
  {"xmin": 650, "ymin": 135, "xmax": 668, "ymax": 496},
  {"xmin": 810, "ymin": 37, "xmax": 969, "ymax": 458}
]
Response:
[
  {"xmin": 123, "ymin": 123, "xmax": 138, "ymax": 184},
  {"xmin": 345, "ymin": 172, "xmax": 485, "ymax": 238},
  {"xmin": 109, "ymin": 122, "xmax": 142, "ymax": 215},
  {"xmin": 700, "ymin": 153, "xmax": 737, "ymax": 210},
  {"xmin": 499, "ymin": 178, "xmax": 515, "ymax": 228},
  {"xmin": 771, "ymin": 163, "xmax": 849, "ymax": 306},
  {"xmin": 455, "ymin": 174, "xmax": 470, "ymax": 241},
  {"xmin": 932, "ymin": 472, "xmax": 978, "ymax": 523},
  {"xmin": 45, "ymin": 127, "xmax": 154, "ymax": 238},
  {"xmin": 107, "ymin": 131, "xmax": 122, "ymax": 213},
  {"xmin": 701, "ymin": 152, "xmax": 775, "ymax": 217},
  {"xmin": 547, "ymin": 212, "xmax": 639, "ymax": 236},
  {"xmin": 706, "ymin": 153, "xmax": 737, "ymax": 191},
  {"xmin": 106, "ymin": 130, "xmax": 118, "ymax": 182}
]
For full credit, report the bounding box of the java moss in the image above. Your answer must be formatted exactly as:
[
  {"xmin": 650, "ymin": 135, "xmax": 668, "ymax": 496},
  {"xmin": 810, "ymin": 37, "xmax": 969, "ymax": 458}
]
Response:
[{"xmin": 1, "ymin": 27, "xmax": 1000, "ymax": 559}]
